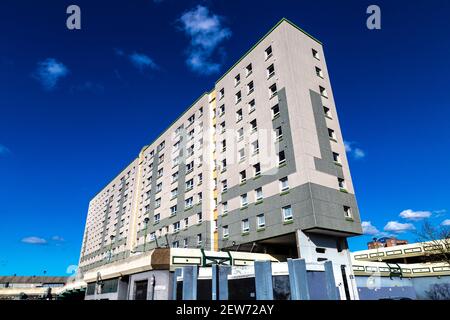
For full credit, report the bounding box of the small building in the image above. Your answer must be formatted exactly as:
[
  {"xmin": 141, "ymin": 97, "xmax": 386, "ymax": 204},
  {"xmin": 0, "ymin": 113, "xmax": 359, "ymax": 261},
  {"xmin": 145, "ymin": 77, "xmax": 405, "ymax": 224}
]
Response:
[{"xmin": 0, "ymin": 276, "xmax": 68, "ymax": 300}]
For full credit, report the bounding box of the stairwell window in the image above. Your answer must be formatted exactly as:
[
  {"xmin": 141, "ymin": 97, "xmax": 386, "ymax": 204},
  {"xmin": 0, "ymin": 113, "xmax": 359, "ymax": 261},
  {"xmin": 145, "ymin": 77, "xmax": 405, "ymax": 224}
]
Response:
[
  {"xmin": 269, "ymin": 83, "xmax": 278, "ymax": 98},
  {"xmin": 242, "ymin": 219, "xmax": 250, "ymax": 233},
  {"xmin": 219, "ymin": 104, "xmax": 225, "ymax": 116},
  {"xmin": 239, "ymin": 149, "xmax": 245, "ymax": 162},
  {"xmin": 255, "ymin": 187, "xmax": 263, "ymax": 201},
  {"xmin": 333, "ymin": 152, "xmax": 341, "ymax": 164},
  {"xmin": 272, "ymin": 104, "xmax": 280, "ymax": 119},
  {"xmin": 197, "ymin": 234, "xmax": 202, "ymax": 245},
  {"xmin": 282, "ymin": 205, "xmax": 293, "ymax": 222},
  {"xmin": 344, "ymin": 206, "xmax": 352, "ymax": 219},
  {"xmin": 267, "ymin": 64, "xmax": 275, "ymax": 79},
  {"xmin": 234, "ymin": 73, "xmax": 241, "ymax": 86},
  {"xmin": 222, "ymin": 201, "xmax": 228, "ymax": 215},
  {"xmin": 251, "ymin": 140, "xmax": 259, "ymax": 155},
  {"xmin": 235, "ymin": 91, "xmax": 242, "ymax": 104},
  {"xmin": 328, "ymin": 128, "xmax": 336, "ymax": 141},
  {"xmin": 319, "ymin": 86, "xmax": 328, "ymax": 98},
  {"xmin": 240, "ymin": 170, "xmax": 247, "ymax": 184},
  {"xmin": 220, "ymin": 121, "xmax": 226, "ymax": 133},
  {"xmin": 275, "ymin": 126, "xmax": 283, "ymax": 141},
  {"xmin": 237, "ymin": 128, "xmax": 244, "ymax": 141},
  {"xmin": 184, "ymin": 217, "xmax": 189, "ymax": 229},
  {"xmin": 221, "ymin": 159, "xmax": 227, "ymax": 172},
  {"xmin": 222, "ymin": 180, "xmax": 228, "ymax": 192},
  {"xmin": 265, "ymin": 46, "xmax": 273, "ymax": 59},
  {"xmin": 338, "ymin": 178, "xmax": 346, "ymax": 190},
  {"xmin": 197, "ymin": 212, "xmax": 203, "ymax": 223},
  {"xmin": 247, "ymin": 81, "xmax": 254, "ymax": 95},
  {"xmin": 236, "ymin": 109, "xmax": 243, "ymax": 122},
  {"xmin": 246, "ymin": 63, "xmax": 253, "ymax": 77},
  {"xmin": 254, "ymin": 163, "xmax": 261, "ymax": 177},
  {"xmin": 312, "ymin": 48, "xmax": 320, "ymax": 60},
  {"xmin": 323, "ymin": 106, "xmax": 332, "ymax": 118},
  {"xmin": 219, "ymin": 88, "xmax": 225, "ymax": 100},
  {"xmin": 315, "ymin": 66, "xmax": 324, "ymax": 78},
  {"xmin": 278, "ymin": 150, "xmax": 286, "ymax": 165}
]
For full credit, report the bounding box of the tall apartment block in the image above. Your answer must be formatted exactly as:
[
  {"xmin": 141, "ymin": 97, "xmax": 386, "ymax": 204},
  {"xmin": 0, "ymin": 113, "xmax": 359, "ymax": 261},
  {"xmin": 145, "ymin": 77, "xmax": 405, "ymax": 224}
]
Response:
[{"xmin": 78, "ymin": 18, "xmax": 363, "ymax": 299}]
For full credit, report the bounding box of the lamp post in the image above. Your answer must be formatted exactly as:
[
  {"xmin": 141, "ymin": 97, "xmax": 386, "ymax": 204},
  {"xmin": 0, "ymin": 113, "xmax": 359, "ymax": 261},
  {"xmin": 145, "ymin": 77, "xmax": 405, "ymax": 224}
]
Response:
[
  {"xmin": 143, "ymin": 217, "xmax": 150, "ymax": 252},
  {"xmin": 108, "ymin": 234, "xmax": 115, "ymax": 263}
]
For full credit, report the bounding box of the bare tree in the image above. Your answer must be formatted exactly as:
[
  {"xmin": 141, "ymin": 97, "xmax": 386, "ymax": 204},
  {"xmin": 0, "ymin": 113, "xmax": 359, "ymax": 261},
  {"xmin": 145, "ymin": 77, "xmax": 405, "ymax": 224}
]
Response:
[{"xmin": 415, "ymin": 220, "xmax": 450, "ymax": 265}]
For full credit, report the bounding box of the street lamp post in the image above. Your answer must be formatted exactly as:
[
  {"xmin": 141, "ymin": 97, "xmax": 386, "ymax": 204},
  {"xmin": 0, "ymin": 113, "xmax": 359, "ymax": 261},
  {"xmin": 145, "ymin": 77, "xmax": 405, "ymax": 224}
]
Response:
[{"xmin": 143, "ymin": 217, "xmax": 150, "ymax": 252}]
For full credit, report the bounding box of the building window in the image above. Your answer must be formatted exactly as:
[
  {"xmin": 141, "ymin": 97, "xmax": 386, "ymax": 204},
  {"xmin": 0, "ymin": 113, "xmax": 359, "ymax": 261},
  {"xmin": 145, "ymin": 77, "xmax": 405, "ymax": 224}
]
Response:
[
  {"xmin": 188, "ymin": 114, "xmax": 195, "ymax": 126},
  {"xmin": 282, "ymin": 205, "xmax": 293, "ymax": 222},
  {"xmin": 251, "ymin": 140, "xmax": 259, "ymax": 155},
  {"xmin": 247, "ymin": 81, "xmax": 254, "ymax": 94},
  {"xmin": 278, "ymin": 150, "xmax": 286, "ymax": 165},
  {"xmin": 323, "ymin": 106, "xmax": 331, "ymax": 118},
  {"xmin": 312, "ymin": 48, "xmax": 320, "ymax": 60},
  {"xmin": 199, "ymin": 107, "xmax": 203, "ymax": 116},
  {"xmin": 219, "ymin": 104, "xmax": 225, "ymax": 116},
  {"xmin": 271, "ymin": 104, "xmax": 280, "ymax": 119},
  {"xmin": 319, "ymin": 86, "xmax": 328, "ymax": 98},
  {"xmin": 186, "ymin": 179, "xmax": 194, "ymax": 190},
  {"xmin": 158, "ymin": 154, "xmax": 164, "ymax": 164},
  {"xmin": 344, "ymin": 206, "xmax": 352, "ymax": 218},
  {"xmin": 172, "ymin": 241, "xmax": 179, "ymax": 248},
  {"xmin": 275, "ymin": 126, "xmax": 283, "ymax": 140},
  {"xmin": 197, "ymin": 234, "xmax": 202, "ymax": 245},
  {"xmin": 338, "ymin": 178, "xmax": 346, "ymax": 190},
  {"xmin": 183, "ymin": 238, "xmax": 188, "ymax": 248},
  {"xmin": 250, "ymin": 119, "xmax": 258, "ymax": 132},
  {"xmin": 219, "ymin": 88, "xmax": 225, "ymax": 100},
  {"xmin": 333, "ymin": 152, "xmax": 341, "ymax": 164},
  {"xmin": 267, "ymin": 64, "xmax": 275, "ymax": 79},
  {"xmin": 197, "ymin": 212, "xmax": 203, "ymax": 223},
  {"xmin": 234, "ymin": 74, "xmax": 240, "ymax": 86},
  {"xmin": 240, "ymin": 194, "xmax": 248, "ymax": 207},
  {"xmin": 197, "ymin": 192, "xmax": 202, "ymax": 203},
  {"xmin": 184, "ymin": 217, "xmax": 189, "ymax": 229},
  {"xmin": 255, "ymin": 187, "xmax": 263, "ymax": 201},
  {"xmin": 186, "ymin": 161, "xmax": 194, "ymax": 173},
  {"xmin": 222, "ymin": 180, "xmax": 228, "ymax": 192},
  {"xmin": 222, "ymin": 201, "xmax": 228, "ymax": 215},
  {"xmin": 170, "ymin": 205, "xmax": 177, "ymax": 216},
  {"xmin": 198, "ymin": 173, "xmax": 203, "ymax": 185},
  {"xmin": 265, "ymin": 46, "xmax": 273, "ymax": 59},
  {"xmin": 235, "ymin": 91, "xmax": 242, "ymax": 104},
  {"xmin": 248, "ymin": 99, "xmax": 256, "ymax": 113},
  {"xmin": 150, "ymin": 232, "xmax": 156, "ymax": 241},
  {"xmin": 237, "ymin": 128, "xmax": 244, "ymax": 141},
  {"xmin": 223, "ymin": 226, "xmax": 229, "ymax": 238},
  {"xmin": 240, "ymin": 170, "xmax": 247, "ymax": 184},
  {"xmin": 245, "ymin": 63, "xmax": 252, "ymax": 76},
  {"xmin": 155, "ymin": 198, "xmax": 161, "ymax": 208},
  {"xmin": 269, "ymin": 83, "xmax": 278, "ymax": 98},
  {"xmin": 158, "ymin": 141, "xmax": 165, "ymax": 151},
  {"xmin": 254, "ymin": 163, "xmax": 261, "ymax": 177},
  {"xmin": 173, "ymin": 221, "xmax": 180, "ymax": 233},
  {"xmin": 220, "ymin": 121, "xmax": 226, "ymax": 133},
  {"xmin": 221, "ymin": 139, "xmax": 226, "ymax": 152},
  {"xmin": 242, "ymin": 219, "xmax": 249, "ymax": 233},
  {"xmin": 238, "ymin": 149, "xmax": 245, "ymax": 162},
  {"xmin": 236, "ymin": 109, "xmax": 243, "ymax": 122},
  {"xmin": 185, "ymin": 197, "xmax": 193, "ymax": 208},
  {"xmin": 221, "ymin": 159, "xmax": 227, "ymax": 172},
  {"xmin": 280, "ymin": 177, "xmax": 289, "ymax": 192},
  {"xmin": 172, "ymin": 172, "xmax": 179, "ymax": 183},
  {"xmin": 257, "ymin": 214, "xmax": 265, "ymax": 229},
  {"xmin": 315, "ymin": 66, "xmax": 324, "ymax": 78},
  {"xmin": 328, "ymin": 128, "xmax": 336, "ymax": 140},
  {"xmin": 154, "ymin": 213, "xmax": 160, "ymax": 224}
]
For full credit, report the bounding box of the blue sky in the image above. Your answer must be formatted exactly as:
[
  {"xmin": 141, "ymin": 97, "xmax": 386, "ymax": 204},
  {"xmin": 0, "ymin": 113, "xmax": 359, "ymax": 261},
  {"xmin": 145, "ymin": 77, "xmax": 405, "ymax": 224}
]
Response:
[{"xmin": 0, "ymin": 0, "xmax": 449, "ymax": 276}]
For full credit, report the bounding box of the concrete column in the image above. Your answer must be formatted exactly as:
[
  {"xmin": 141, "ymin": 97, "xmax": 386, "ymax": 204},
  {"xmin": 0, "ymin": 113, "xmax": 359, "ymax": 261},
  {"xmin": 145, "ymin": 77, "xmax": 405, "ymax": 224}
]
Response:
[
  {"xmin": 254, "ymin": 260, "xmax": 273, "ymax": 300},
  {"xmin": 287, "ymin": 258, "xmax": 310, "ymax": 300},
  {"xmin": 219, "ymin": 265, "xmax": 231, "ymax": 300},
  {"xmin": 172, "ymin": 268, "xmax": 182, "ymax": 300},
  {"xmin": 212, "ymin": 264, "xmax": 218, "ymax": 300},
  {"xmin": 182, "ymin": 265, "xmax": 198, "ymax": 300},
  {"xmin": 324, "ymin": 261, "xmax": 338, "ymax": 300}
]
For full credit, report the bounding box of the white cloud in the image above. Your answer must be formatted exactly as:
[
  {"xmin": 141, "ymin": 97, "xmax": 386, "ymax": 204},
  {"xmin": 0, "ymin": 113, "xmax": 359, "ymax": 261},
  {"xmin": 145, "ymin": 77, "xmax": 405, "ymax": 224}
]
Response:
[
  {"xmin": 441, "ymin": 219, "xmax": 450, "ymax": 226},
  {"xmin": 129, "ymin": 53, "xmax": 158, "ymax": 71},
  {"xmin": 51, "ymin": 235, "xmax": 65, "ymax": 242},
  {"xmin": 361, "ymin": 221, "xmax": 380, "ymax": 235},
  {"xmin": 115, "ymin": 49, "xmax": 158, "ymax": 72},
  {"xmin": 0, "ymin": 144, "xmax": 10, "ymax": 156},
  {"xmin": 384, "ymin": 221, "xmax": 415, "ymax": 233},
  {"xmin": 344, "ymin": 141, "xmax": 366, "ymax": 160},
  {"xmin": 399, "ymin": 209, "xmax": 432, "ymax": 221},
  {"xmin": 33, "ymin": 58, "xmax": 69, "ymax": 90},
  {"xmin": 178, "ymin": 5, "xmax": 231, "ymax": 75},
  {"xmin": 21, "ymin": 236, "xmax": 47, "ymax": 245}
]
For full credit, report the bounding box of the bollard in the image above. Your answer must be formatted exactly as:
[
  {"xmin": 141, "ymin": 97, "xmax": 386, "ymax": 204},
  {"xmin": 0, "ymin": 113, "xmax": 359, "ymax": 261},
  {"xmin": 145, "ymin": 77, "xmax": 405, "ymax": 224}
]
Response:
[
  {"xmin": 254, "ymin": 260, "xmax": 274, "ymax": 300},
  {"xmin": 287, "ymin": 258, "xmax": 310, "ymax": 300}
]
